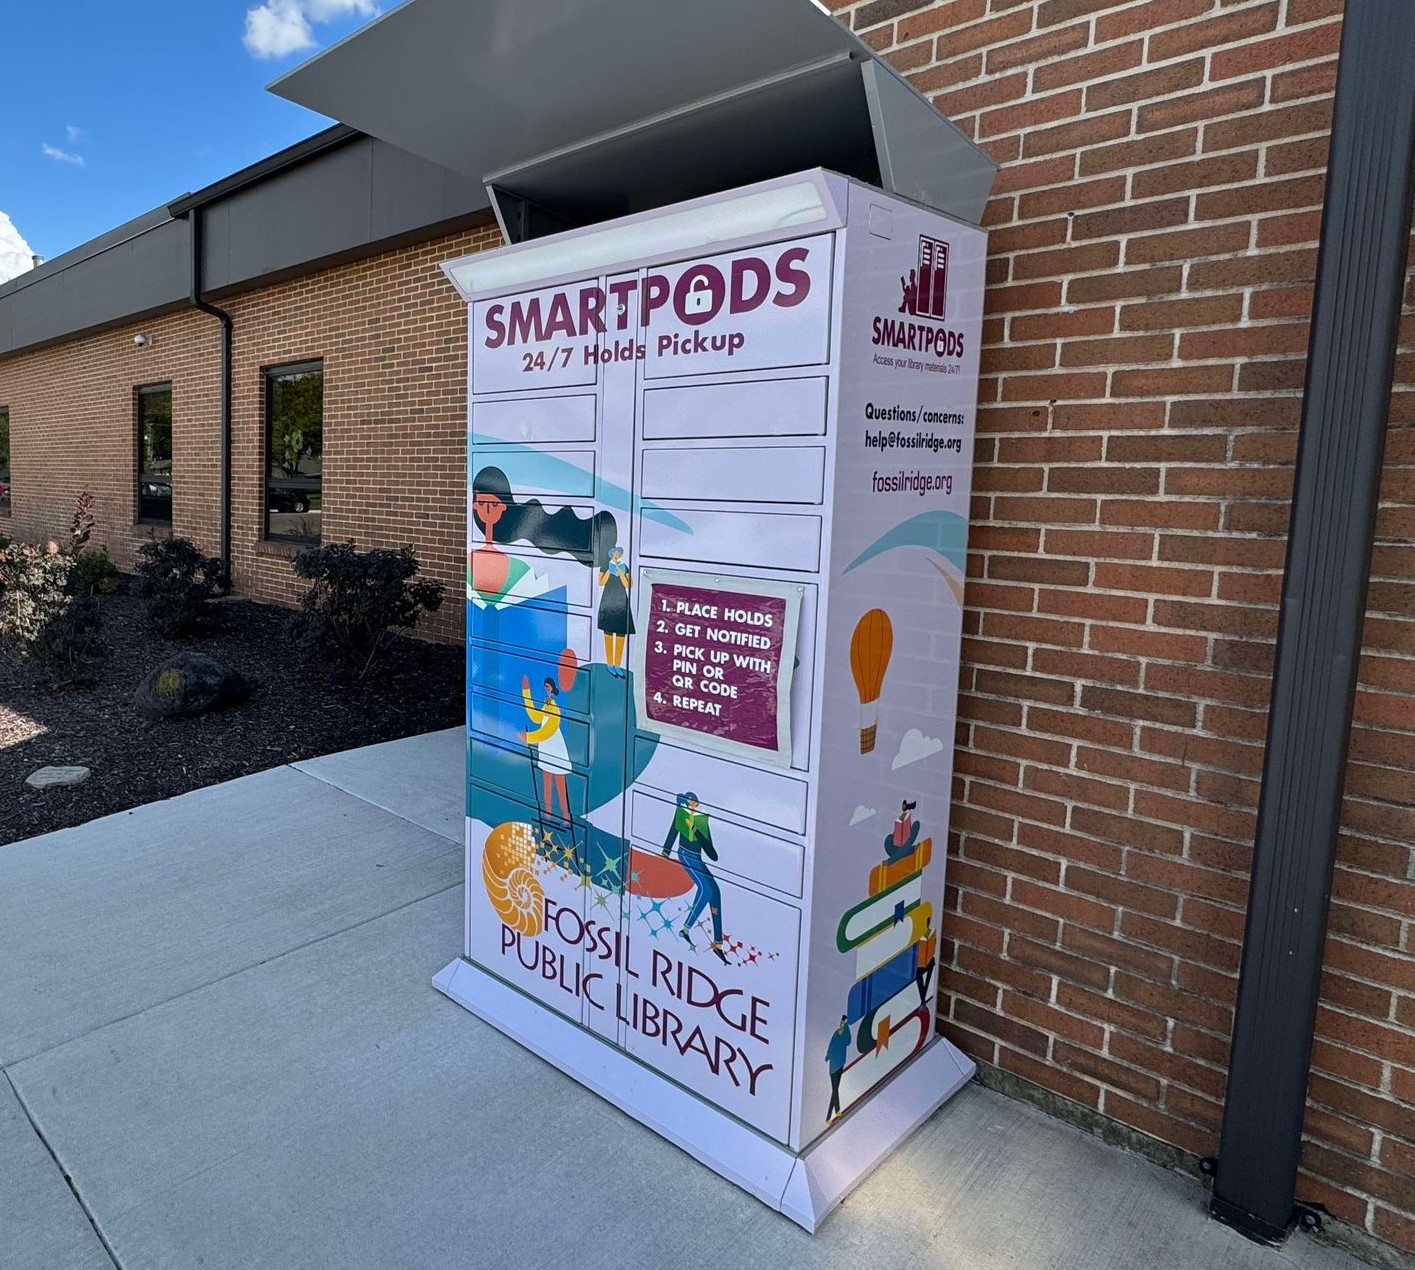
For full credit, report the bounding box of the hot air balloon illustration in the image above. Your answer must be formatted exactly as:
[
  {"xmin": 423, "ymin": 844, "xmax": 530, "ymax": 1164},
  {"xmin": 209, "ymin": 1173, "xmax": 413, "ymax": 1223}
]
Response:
[{"xmin": 850, "ymin": 609, "xmax": 894, "ymax": 755}]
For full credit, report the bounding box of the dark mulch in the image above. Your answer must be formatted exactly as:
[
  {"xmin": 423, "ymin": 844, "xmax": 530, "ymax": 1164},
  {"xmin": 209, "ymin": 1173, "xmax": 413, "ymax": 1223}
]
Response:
[{"xmin": 0, "ymin": 586, "xmax": 463, "ymax": 847}]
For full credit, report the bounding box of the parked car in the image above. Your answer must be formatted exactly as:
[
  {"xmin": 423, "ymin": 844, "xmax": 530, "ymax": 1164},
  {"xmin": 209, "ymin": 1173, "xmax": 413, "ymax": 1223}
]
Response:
[
  {"xmin": 139, "ymin": 479, "xmax": 172, "ymax": 522},
  {"xmin": 267, "ymin": 481, "xmax": 321, "ymax": 515}
]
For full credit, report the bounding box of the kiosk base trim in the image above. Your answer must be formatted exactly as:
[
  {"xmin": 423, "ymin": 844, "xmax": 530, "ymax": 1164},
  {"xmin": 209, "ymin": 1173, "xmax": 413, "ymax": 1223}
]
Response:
[{"xmin": 433, "ymin": 956, "xmax": 975, "ymax": 1232}]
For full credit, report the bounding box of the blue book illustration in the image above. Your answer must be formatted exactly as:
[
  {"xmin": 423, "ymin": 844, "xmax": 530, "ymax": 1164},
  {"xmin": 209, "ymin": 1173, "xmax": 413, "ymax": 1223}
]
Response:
[
  {"xmin": 468, "ymin": 589, "xmax": 569, "ymax": 744},
  {"xmin": 847, "ymin": 946, "xmax": 917, "ymax": 1024}
]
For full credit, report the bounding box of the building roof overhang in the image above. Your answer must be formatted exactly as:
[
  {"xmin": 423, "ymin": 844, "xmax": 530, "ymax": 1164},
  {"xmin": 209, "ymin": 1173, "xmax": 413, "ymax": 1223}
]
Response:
[{"xmin": 269, "ymin": 0, "xmax": 997, "ymax": 241}]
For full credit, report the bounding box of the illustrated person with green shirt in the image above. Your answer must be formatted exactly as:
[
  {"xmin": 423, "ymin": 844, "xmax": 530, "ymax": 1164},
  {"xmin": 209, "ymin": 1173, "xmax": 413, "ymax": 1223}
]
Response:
[
  {"xmin": 826, "ymin": 1015, "xmax": 851, "ymax": 1123},
  {"xmin": 662, "ymin": 792, "xmax": 728, "ymax": 965}
]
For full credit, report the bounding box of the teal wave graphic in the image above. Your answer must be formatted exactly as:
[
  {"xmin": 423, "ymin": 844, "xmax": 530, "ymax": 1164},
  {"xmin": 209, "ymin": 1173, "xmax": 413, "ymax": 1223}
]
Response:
[
  {"xmin": 471, "ymin": 436, "xmax": 691, "ymax": 533},
  {"xmin": 843, "ymin": 510, "xmax": 971, "ymax": 576}
]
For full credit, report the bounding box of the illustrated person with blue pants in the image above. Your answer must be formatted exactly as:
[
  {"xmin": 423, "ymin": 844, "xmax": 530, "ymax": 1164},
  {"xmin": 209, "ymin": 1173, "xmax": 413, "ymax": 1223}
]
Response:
[
  {"xmin": 826, "ymin": 1015, "xmax": 851, "ymax": 1123},
  {"xmin": 662, "ymin": 792, "xmax": 728, "ymax": 965}
]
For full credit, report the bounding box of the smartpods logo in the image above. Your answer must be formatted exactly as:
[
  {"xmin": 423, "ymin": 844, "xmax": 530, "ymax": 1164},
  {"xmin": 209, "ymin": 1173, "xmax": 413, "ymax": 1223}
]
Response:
[
  {"xmin": 872, "ymin": 233, "xmax": 965, "ymax": 361},
  {"xmin": 900, "ymin": 235, "xmax": 948, "ymax": 320},
  {"xmin": 482, "ymin": 245, "xmax": 814, "ymax": 351}
]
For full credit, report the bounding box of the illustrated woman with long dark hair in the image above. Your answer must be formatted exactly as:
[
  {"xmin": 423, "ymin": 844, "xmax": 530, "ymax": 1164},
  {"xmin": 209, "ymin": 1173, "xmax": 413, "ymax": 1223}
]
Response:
[
  {"xmin": 471, "ymin": 467, "xmax": 619, "ymax": 591},
  {"xmin": 468, "ymin": 463, "xmax": 617, "ymax": 759}
]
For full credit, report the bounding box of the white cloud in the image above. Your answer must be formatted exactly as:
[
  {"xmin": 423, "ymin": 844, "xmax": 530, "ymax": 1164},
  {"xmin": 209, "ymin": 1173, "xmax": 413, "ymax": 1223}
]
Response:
[
  {"xmin": 243, "ymin": 0, "xmax": 378, "ymax": 58},
  {"xmin": 42, "ymin": 144, "xmax": 84, "ymax": 168},
  {"xmin": 65, "ymin": 124, "xmax": 84, "ymax": 143},
  {"xmin": 892, "ymin": 728, "xmax": 945, "ymax": 772},
  {"xmin": 849, "ymin": 805, "xmax": 877, "ymax": 827},
  {"xmin": 0, "ymin": 212, "xmax": 36, "ymax": 285}
]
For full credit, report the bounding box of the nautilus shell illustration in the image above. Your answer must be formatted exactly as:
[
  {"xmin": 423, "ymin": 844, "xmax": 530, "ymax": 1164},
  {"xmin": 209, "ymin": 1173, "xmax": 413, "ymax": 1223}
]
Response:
[{"xmin": 482, "ymin": 821, "xmax": 545, "ymax": 936}]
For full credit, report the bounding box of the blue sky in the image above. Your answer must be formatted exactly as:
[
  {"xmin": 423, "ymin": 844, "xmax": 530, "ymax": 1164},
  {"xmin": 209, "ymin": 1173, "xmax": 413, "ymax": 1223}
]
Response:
[{"xmin": 0, "ymin": 0, "xmax": 384, "ymax": 262}]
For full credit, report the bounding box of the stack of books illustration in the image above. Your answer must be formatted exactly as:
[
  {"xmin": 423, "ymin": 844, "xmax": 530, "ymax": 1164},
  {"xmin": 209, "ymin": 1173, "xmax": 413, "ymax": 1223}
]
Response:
[{"xmin": 833, "ymin": 832, "xmax": 939, "ymax": 1115}]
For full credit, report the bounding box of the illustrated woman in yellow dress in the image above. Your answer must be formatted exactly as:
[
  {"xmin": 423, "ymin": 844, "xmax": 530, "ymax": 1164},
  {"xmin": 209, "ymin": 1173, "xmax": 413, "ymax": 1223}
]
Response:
[{"xmin": 520, "ymin": 675, "xmax": 571, "ymax": 824}]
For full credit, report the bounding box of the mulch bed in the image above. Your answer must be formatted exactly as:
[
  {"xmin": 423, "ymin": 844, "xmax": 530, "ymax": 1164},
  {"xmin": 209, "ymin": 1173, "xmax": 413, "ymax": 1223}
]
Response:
[{"xmin": 0, "ymin": 585, "xmax": 463, "ymax": 847}]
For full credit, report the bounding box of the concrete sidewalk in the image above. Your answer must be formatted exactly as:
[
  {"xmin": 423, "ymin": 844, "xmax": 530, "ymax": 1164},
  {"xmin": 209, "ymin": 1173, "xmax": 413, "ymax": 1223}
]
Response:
[{"xmin": 0, "ymin": 729, "xmax": 1369, "ymax": 1270}]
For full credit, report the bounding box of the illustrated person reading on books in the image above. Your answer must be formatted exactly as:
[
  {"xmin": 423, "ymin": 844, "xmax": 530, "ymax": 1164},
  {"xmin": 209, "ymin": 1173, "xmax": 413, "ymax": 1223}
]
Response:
[
  {"xmin": 520, "ymin": 676, "xmax": 571, "ymax": 825},
  {"xmin": 899, "ymin": 268, "xmax": 919, "ymax": 316},
  {"xmin": 597, "ymin": 545, "xmax": 634, "ymax": 677},
  {"xmin": 884, "ymin": 799, "xmax": 921, "ymax": 862},
  {"xmin": 662, "ymin": 792, "xmax": 728, "ymax": 965},
  {"xmin": 826, "ymin": 1015, "xmax": 850, "ymax": 1124}
]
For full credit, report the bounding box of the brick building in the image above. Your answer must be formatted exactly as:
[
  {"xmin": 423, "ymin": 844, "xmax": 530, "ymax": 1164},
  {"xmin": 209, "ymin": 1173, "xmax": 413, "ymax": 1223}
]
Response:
[
  {"xmin": 0, "ymin": 132, "xmax": 501, "ymax": 642},
  {"xmin": 0, "ymin": 0, "xmax": 1410, "ymax": 1261}
]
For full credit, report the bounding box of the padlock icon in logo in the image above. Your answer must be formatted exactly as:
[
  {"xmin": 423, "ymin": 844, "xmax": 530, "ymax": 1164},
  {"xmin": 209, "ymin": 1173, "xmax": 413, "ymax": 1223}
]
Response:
[{"xmin": 684, "ymin": 273, "xmax": 715, "ymax": 317}]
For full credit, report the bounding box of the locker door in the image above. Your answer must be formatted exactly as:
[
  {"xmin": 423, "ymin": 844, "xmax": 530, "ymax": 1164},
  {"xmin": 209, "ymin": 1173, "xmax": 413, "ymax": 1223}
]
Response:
[
  {"xmin": 575, "ymin": 269, "xmax": 639, "ymax": 1046},
  {"xmin": 466, "ymin": 277, "xmax": 616, "ymax": 1033},
  {"xmin": 602, "ymin": 247, "xmax": 834, "ymax": 1142}
]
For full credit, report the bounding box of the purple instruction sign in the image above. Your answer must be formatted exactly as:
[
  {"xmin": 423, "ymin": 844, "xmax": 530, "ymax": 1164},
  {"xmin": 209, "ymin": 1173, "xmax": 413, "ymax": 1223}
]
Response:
[{"xmin": 637, "ymin": 572, "xmax": 802, "ymax": 766}]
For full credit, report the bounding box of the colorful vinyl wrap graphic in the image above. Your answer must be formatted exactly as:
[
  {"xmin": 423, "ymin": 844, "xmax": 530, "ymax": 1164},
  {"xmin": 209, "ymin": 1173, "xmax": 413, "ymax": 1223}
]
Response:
[{"xmin": 443, "ymin": 174, "xmax": 987, "ymax": 1219}]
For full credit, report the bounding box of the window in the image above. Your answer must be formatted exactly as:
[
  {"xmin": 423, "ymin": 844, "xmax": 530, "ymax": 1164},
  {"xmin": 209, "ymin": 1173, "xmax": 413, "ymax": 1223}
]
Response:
[
  {"xmin": 136, "ymin": 384, "xmax": 173, "ymax": 524},
  {"xmin": 0, "ymin": 406, "xmax": 9, "ymax": 517},
  {"xmin": 264, "ymin": 361, "xmax": 324, "ymax": 544}
]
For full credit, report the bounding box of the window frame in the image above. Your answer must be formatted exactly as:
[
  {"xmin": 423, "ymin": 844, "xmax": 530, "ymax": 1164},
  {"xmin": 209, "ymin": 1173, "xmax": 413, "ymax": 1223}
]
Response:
[
  {"xmin": 262, "ymin": 359, "xmax": 325, "ymax": 545},
  {"xmin": 0, "ymin": 404, "xmax": 10, "ymax": 519},
  {"xmin": 135, "ymin": 382, "xmax": 174, "ymax": 527}
]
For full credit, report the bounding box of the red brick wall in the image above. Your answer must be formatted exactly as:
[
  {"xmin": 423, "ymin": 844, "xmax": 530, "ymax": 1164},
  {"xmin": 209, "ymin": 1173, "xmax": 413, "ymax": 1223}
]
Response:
[
  {"xmin": 0, "ymin": 221, "xmax": 503, "ymax": 643},
  {"xmin": 0, "ymin": 309, "xmax": 221, "ymax": 565},
  {"xmin": 823, "ymin": 0, "xmax": 1413, "ymax": 1254},
  {"xmin": 221, "ymin": 222, "xmax": 502, "ymax": 640}
]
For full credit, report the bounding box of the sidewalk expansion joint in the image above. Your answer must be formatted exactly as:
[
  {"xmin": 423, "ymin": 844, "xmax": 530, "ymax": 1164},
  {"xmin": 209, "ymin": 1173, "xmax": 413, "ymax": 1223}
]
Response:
[
  {"xmin": 3, "ymin": 1067, "xmax": 124, "ymax": 1270},
  {"xmin": 287, "ymin": 761, "xmax": 462, "ymax": 844}
]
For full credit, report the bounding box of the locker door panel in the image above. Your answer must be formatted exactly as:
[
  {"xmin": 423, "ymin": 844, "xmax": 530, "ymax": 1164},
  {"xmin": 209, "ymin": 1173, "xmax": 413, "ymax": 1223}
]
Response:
[
  {"xmin": 468, "ymin": 272, "xmax": 625, "ymax": 1034},
  {"xmin": 590, "ymin": 268, "xmax": 643, "ymax": 1045},
  {"xmin": 618, "ymin": 876, "xmax": 800, "ymax": 1143},
  {"xmin": 472, "ymin": 286, "xmax": 601, "ymax": 394}
]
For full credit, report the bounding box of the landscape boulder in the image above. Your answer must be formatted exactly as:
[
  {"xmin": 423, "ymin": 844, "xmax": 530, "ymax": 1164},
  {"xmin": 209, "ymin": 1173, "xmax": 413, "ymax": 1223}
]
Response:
[{"xmin": 134, "ymin": 652, "xmax": 250, "ymax": 720}]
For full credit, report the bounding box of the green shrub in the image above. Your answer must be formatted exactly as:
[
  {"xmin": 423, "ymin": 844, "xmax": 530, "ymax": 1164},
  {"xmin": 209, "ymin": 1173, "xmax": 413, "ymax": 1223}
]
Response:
[
  {"xmin": 288, "ymin": 542, "xmax": 445, "ymax": 682},
  {"xmin": 70, "ymin": 547, "xmax": 121, "ymax": 597},
  {"xmin": 135, "ymin": 538, "xmax": 226, "ymax": 638},
  {"xmin": 30, "ymin": 595, "xmax": 105, "ymax": 687},
  {"xmin": 0, "ymin": 543, "xmax": 105, "ymax": 686},
  {"xmin": 0, "ymin": 543, "xmax": 74, "ymax": 647}
]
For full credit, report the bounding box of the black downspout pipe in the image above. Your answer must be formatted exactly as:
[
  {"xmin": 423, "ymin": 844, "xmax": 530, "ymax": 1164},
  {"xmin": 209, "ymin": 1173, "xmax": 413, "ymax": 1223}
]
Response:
[
  {"xmin": 186, "ymin": 207, "xmax": 234, "ymax": 586},
  {"xmin": 1210, "ymin": 0, "xmax": 1415, "ymax": 1246}
]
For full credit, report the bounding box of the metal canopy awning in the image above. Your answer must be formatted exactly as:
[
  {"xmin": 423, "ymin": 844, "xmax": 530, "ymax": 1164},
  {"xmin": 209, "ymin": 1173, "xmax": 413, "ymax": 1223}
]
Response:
[{"xmin": 270, "ymin": 0, "xmax": 996, "ymax": 241}]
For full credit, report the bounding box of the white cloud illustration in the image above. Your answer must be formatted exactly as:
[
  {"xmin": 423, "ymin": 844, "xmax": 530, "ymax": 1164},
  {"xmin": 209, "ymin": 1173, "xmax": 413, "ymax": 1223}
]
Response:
[
  {"xmin": 849, "ymin": 805, "xmax": 877, "ymax": 827},
  {"xmin": 892, "ymin": 728, "xmax": 944, "ymax": 771}
]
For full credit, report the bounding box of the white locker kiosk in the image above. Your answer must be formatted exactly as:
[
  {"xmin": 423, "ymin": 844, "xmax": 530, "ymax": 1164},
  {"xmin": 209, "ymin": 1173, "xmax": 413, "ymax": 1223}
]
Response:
[{"xmin": 436, "ymin": 169, "xmax": 986, "ymax": 1229}]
